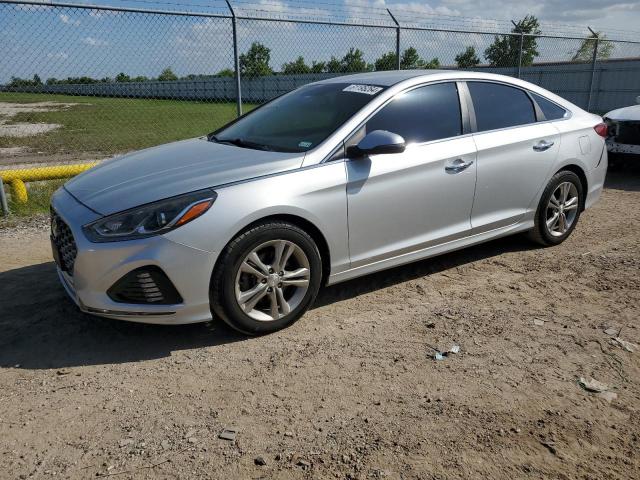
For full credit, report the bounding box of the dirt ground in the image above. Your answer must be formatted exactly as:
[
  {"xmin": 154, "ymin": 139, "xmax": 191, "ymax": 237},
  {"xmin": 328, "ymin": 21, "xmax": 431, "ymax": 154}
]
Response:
[
  {"xmin": 0, "ymin": 102, "xmax": 71, "ymax": 138},
  {"xmin": 1, "ymin": 168, "xmax": 639, "ymax": 480},
  {"xmin": 0, "ymin": 100, "xmax": 104, "ymax": 168}
]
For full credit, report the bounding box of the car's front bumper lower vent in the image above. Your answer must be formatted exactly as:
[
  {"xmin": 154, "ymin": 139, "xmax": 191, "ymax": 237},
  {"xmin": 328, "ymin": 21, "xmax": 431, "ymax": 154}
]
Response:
[{"xmin": 107, "ymin": 266, "xmax": 183, "ymax": 305}]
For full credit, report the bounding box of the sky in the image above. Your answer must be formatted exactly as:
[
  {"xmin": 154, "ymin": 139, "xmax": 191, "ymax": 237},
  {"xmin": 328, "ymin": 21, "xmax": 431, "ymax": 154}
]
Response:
[
  {"xmin": 0, "ymin": 0, "xmax": 639, "ymax": 83},
  {"xmin": 405, "ymin": 0, "xmax": 640, "ymax": 34}
]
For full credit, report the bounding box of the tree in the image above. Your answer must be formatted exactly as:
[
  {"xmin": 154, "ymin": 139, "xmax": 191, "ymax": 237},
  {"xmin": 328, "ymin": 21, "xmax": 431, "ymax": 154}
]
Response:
[
  {"xmin": 131, "ymin": 76, "xmax": 148, "ymax": 82},
  {"xmin": 455, "ymin": 46, "xmax": 480, "ymax": 68},
  {"xmin": 115, "ymin": 72, "xmax": 130, "ymax": 82},
  {"xmin": 282, "ymin": 56, "xmax": 311, "ymax": 75},
  {"xmin": 216, "ymin": 68, "xmax": 234, "ymax": 78},
  {"xmin": 8, "ymin": 75, "xmax": 43, "ymax": 87},
  {"xmin": 374, "ymin": 51, "xmax": 397, "ymax": 71},
  {"xmin": 400, "ymin": 47, "xmax": 422, "ymax": 69},
  {"xmin": 572, "ymin": 32, "xmax": 614, "ymax": 62},
  {"xmin": 422, "ymin": 57, "xmax": 440, "ymax": 69},
  {"xmin": 326, "ymin": 56, "xmax": 342, "ymax": 73},
  {"xmin": 310, "ymin": 61, "xmax": 326, "ymax": 73},
  {"xmin": 75, "ymin": 76, "xmax": 99, "ymax": 84},
  {"xmin": 341, "ymin": 48, "xmax": 368, "ymax": 73},
  {"xmin": 373, "ymin": 47, "xmax": 436, "ymax": 71},
  {"xmin": 157, "ymin": 67, "xmax": 178, "ymax": 81},
  {"xmin": 240, "ymin": 42, "xmax": 273, "ymax": 77},
  {"xmin": 8, "ymin": 76, "xmax": 27, "ymax": 87},
  {"xmin": 485, "ymin": 15, "xmax": 541, "ymax": 67}
]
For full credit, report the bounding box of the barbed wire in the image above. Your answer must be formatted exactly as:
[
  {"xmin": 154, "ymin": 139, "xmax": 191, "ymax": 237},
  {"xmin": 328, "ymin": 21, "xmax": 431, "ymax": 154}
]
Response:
[{"xmin": 3, "ymin": 0, "xmax": 640, "ymax": 41}]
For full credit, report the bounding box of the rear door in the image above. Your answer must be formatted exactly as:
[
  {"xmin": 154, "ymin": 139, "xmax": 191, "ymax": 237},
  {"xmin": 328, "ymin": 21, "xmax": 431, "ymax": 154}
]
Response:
[
  {"xmin": 466, "ymin": 81, "xmax": 561, "ymax": 233},
  {"xmin": 345, "ymin": 82, "xmax": 477, "ymax": 267}
]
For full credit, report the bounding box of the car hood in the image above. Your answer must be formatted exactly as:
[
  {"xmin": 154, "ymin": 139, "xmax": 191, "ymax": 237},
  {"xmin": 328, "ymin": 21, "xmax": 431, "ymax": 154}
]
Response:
[
  {"xmin": 604, "ymin": 104, "xmax": 640, "ymax": 121},
  {"xmin": 65, "ymin": 137, "xmax": 305, "ymax": 215}
]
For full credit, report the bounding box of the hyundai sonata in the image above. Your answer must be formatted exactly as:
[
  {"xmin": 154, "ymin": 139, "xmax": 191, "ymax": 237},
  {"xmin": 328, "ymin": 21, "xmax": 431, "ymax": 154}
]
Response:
[{"xmin": 51, "ymin": 70, "xmax": 607, "ymax": 334}]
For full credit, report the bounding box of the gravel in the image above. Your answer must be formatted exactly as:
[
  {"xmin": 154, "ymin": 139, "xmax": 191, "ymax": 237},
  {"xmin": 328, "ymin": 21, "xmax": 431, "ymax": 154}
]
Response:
[{"xmin": 0, "ymin": 168, "xmax": 639, "ymax": 479}]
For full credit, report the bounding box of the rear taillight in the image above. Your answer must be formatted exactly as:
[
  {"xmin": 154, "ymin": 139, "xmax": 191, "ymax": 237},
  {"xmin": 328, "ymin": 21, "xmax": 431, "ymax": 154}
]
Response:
[{"xmin": 594, "ymin": 123, "xmax": 608, "ymax": 138}]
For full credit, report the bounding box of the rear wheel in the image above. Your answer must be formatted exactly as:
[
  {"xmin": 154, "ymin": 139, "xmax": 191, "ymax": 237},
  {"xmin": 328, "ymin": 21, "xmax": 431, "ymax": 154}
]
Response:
[
  {"xmin": 210, "ymin": 222, "xmax": 322, "ymax": 335},
  {"xmin": 529, "ymin": 171, "xmax": 584, "ymax": 246}
]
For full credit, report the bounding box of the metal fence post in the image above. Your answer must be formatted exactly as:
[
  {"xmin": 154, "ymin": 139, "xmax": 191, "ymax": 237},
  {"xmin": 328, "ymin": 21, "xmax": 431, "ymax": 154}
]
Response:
[
  {"xmin": 387, "ymin": 9, "xmax": 401, "ymax": 70},
  {"xmin": 511, "ymin": 20, "xmax": 523, "ymax": 78},
  {"xmin": 225, "ymin": 0, "xmax": 242, "ymax": 117},
  {"xmin": 0, "ymin": 178, "xmax": 9, "ymax": 216},
  {"xmin": 587, "ymin": 29, "xmax": 599, "ymax": 112},
  {"xmin": 516, "ymin": 33, "xmax": 524, "ymax": 78}
]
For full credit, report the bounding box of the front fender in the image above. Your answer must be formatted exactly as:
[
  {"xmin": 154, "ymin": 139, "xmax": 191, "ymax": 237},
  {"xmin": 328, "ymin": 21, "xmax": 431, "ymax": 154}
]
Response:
[{"xmin": 164, "ymin": 162, "xmax": 351, "ymax": 275}]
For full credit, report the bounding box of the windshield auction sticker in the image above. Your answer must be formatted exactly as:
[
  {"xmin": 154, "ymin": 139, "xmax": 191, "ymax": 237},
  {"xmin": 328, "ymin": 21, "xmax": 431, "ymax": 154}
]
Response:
[{"xmin": 343, "ymin": 84, "xmax": 383, "ymax": 95}]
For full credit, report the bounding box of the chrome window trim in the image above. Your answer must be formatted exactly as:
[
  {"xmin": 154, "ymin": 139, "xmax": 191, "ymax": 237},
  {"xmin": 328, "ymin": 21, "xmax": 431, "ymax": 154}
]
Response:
[{"xmin": 319, "ymin": 75, "xmax": 574, "ymax": 163}]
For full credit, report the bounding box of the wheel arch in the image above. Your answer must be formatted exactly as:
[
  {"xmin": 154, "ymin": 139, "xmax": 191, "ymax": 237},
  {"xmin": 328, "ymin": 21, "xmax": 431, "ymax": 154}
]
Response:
[
  {"xmin": 212, "ymin": 213, "xmax": 332, "ymax": 287},
  {"xmin": 556, "ymin": 164, "xmax": 588, "ymax": 211}
]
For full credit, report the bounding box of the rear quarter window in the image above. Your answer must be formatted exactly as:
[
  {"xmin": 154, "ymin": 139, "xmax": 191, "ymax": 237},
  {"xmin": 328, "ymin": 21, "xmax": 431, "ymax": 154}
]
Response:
[{"xmin": 530, "ymin": 92, "xmax": 569, "ymax": 121}]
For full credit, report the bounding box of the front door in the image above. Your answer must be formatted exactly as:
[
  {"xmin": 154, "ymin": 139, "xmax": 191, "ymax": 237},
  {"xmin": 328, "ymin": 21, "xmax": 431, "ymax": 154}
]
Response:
[{"xmin": 345, "ymin": 82, "xmax": 477, "ymax": 267}]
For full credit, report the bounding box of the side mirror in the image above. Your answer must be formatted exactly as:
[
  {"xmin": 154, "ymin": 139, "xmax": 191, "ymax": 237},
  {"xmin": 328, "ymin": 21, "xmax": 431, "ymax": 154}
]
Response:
[{"xmin": 347, "ymin": 130, "xmax": 406, "ymax": 158}]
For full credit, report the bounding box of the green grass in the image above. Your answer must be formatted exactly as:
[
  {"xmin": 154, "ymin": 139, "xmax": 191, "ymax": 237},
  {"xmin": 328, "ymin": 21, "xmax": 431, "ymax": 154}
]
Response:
[
  {"xmin": 9, "ymin": 179, "xmax": 65, "ymax": 215},
  {"xmin": 0, "ymin": 179, "xmax": 64, "ymax": 226},
  {"xmin": 0, "ymin": 92, "xmax": 251, "ymax": 156},
  {"xmin": 0, "ymin": 93, "xmax": 255, "ymax": 219}
]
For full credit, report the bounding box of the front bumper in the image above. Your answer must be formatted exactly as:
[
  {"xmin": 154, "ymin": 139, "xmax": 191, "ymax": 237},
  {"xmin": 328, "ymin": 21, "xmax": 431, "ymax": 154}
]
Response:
[
  {"xmin": 606, "ymin": 140, "xmax": 640, "ymax": 156},
  {"xmin": 51, "ymin": 188, "xmax": 218, "ymax": 325},
  {"xmin": 606, "ymin": 119, "xmax": 640, "ymax": 156}
]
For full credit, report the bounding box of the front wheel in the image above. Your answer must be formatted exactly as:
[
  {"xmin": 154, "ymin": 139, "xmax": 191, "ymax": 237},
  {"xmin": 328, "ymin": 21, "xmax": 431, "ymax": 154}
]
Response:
[
  {"xmin": 529, "ymin": 170, "xmax": 584, "ymax": 246},
  {"xmin": 210, "ymin": 221, "xmax": 322, "ymax": 335}
]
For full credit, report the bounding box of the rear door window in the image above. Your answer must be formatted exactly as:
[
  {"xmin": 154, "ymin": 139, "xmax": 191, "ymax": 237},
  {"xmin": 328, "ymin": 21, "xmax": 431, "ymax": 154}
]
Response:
[
  {"xmin": 365, "ymin": 82, "xmax": 462, "ymax": 144},
  {"xmin": 468, "ymin": 81, "xmax": 536, "ymax": 132}
]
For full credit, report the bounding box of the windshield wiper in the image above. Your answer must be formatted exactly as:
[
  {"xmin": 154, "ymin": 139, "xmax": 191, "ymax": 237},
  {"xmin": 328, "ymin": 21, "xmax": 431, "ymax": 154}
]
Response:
[{"xmin": 210, "ymin": 136, "xmax": 272, "ymax": 151}]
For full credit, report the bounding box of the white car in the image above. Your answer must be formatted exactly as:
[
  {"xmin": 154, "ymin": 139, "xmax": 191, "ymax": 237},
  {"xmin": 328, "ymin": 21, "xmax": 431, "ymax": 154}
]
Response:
[{"xmin": 604, "ymin": 96, "xmax": 640, "ymax": 157}]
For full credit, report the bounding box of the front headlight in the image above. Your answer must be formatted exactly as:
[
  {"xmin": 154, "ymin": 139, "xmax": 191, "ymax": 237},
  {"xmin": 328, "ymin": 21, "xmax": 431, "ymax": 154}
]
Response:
[{"xmin": 83, "ymin": 189, "xmax": 217, "ymax": 242}]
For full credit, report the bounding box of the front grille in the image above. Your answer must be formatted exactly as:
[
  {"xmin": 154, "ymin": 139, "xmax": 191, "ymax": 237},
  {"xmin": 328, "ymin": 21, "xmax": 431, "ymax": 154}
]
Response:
[
  {"xmin": 612, "ymin": 121, "xmax": 640, "ymax": 146},
  {"xmin": 107, "ymin": 266, "xmax": 183, "ymax": 305},
  {"xmin": 51, "ymin": 209, "xmax": 78, "ymax": 275}
]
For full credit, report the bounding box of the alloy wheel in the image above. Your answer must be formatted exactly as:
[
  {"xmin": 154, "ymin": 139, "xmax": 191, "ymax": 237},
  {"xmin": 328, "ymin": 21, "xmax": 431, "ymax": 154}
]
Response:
[
  {"xmin": 545, "ymin": 181, "xmax": 579, "ymax": 237},
  {"xmin": 234, "ymin": 239, "xmax": 311, "ymax": 321}
]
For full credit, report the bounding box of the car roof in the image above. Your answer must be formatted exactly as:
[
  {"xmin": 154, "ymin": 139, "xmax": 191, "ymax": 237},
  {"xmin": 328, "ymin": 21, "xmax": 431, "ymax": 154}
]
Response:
[
  {"xmin": 315, "ymin": 70, "xmax": 449, "ymax": 87},
  {"xmin": 314, "ymin": 70, "xmax": 583, "ymax": 114}
]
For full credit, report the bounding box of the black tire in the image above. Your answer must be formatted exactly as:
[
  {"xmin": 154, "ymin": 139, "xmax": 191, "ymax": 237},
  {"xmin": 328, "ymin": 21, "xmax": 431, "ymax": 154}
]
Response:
[
  {"xmin": 528, "ymin": 170, "xmax": 584, "ymax": 246},
  {"xmin": 210, "ymin": 221, "xmax": 322, "ymax": 335}
]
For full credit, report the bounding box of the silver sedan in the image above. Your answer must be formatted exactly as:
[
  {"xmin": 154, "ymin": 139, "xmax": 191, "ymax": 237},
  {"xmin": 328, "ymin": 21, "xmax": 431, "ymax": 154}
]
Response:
[{"xmin": 51, "ymin": 70, "xmax": 608, "ymax": 334}]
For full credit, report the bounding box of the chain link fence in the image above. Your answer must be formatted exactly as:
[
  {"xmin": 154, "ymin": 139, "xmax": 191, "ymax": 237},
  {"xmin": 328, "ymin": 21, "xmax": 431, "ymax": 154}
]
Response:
[{"xmin": 0, "ymin": 0, "xmax": 639, "ymax": 214}]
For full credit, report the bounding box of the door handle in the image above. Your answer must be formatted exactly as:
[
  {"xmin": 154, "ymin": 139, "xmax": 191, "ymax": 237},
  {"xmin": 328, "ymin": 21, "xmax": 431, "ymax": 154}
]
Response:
[
  {"xmin": 533, "ymin": 140, "xmax": 555, "ymax": 152},
  {"xmin": 445, "ymin": 158, "xmax": 474, "ymax": 173}
]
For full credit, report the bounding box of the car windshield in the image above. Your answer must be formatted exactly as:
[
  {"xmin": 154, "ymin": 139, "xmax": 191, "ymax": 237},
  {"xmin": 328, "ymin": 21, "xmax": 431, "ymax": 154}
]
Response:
[{"xmin": 211, "ymin": 82, "xmax": 387, "ymax": 153}]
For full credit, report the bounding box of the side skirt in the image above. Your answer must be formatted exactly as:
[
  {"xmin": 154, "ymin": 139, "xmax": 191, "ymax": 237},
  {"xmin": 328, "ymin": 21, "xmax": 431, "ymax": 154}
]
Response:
[{"xmin": 326, "ymin": 220, "xmax": 534, "ymax": 286}]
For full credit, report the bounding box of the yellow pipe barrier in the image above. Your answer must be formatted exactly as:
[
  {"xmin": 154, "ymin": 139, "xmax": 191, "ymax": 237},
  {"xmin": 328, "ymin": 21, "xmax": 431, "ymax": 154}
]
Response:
[{"xmin": 0, "ymin": 163, "xmax": 98, "ymax": 204}]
